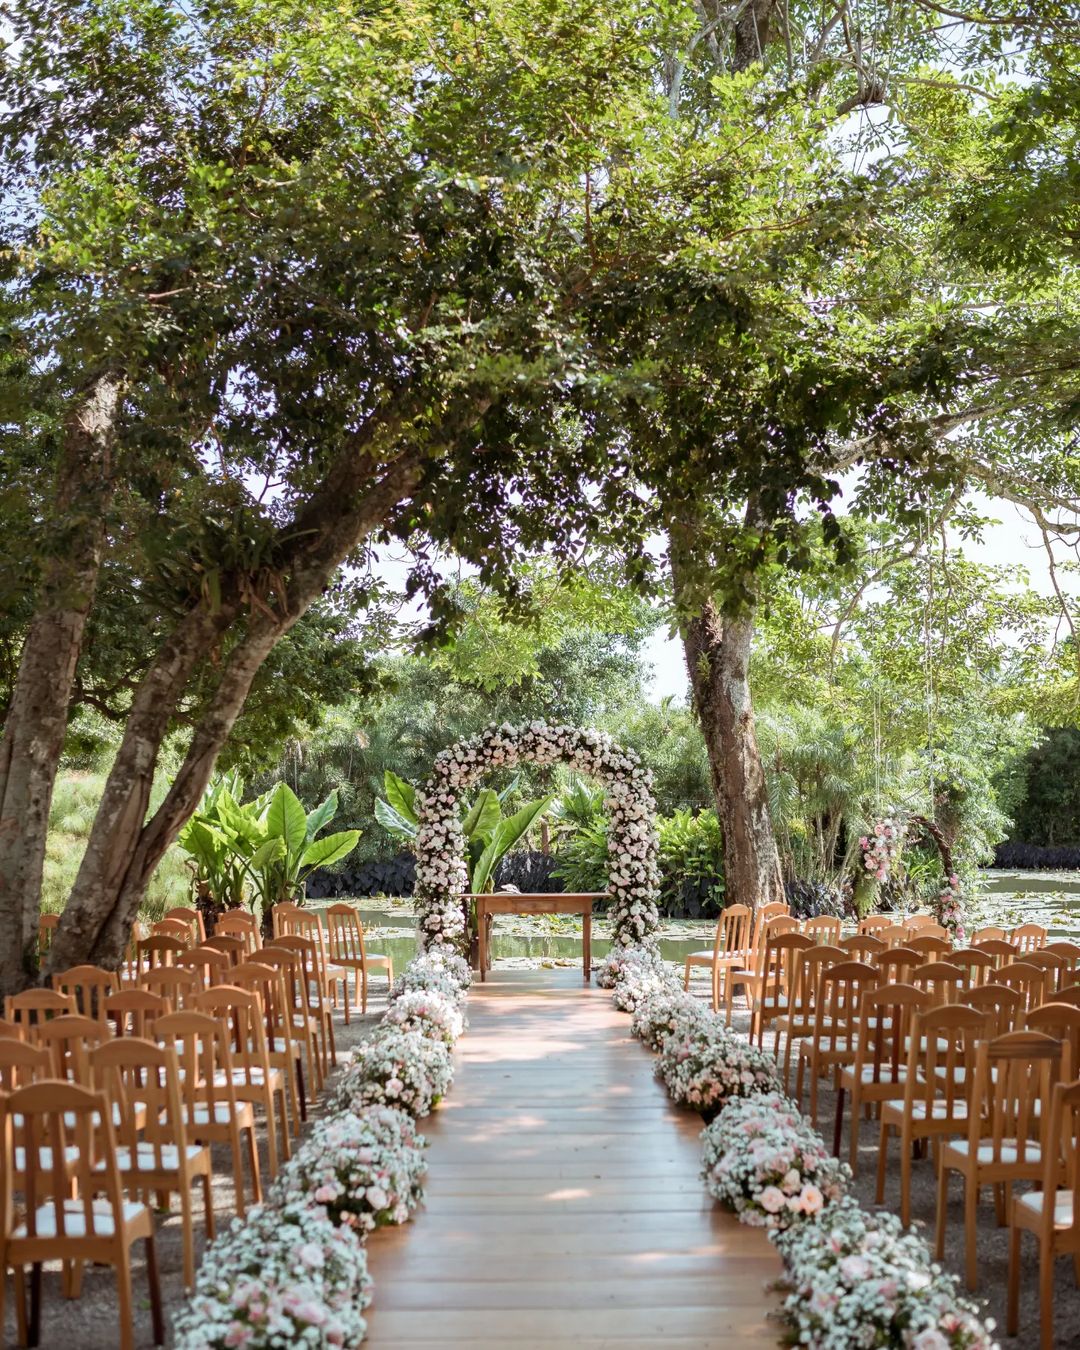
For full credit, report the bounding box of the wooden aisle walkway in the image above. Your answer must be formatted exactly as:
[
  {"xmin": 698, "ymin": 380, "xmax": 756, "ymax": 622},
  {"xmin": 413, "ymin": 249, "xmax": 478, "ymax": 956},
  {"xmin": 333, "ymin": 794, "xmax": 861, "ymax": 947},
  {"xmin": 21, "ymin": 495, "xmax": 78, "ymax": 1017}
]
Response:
[{"xmin": 363, "ymin": 967, "xmax": 782, "ymax": 1349}]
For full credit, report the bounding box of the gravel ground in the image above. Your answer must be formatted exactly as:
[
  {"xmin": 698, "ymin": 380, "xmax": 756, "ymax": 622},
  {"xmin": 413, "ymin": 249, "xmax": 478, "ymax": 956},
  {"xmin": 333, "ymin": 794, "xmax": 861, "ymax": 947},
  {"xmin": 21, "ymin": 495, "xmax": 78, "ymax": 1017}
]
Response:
[
  {"xmin": 1, "ymin": 984, "xmax": 389, "ymax": 1349},
  {"xmin": 710, "ymin": 984, "xmax": 1080, "ymax": 1350}
]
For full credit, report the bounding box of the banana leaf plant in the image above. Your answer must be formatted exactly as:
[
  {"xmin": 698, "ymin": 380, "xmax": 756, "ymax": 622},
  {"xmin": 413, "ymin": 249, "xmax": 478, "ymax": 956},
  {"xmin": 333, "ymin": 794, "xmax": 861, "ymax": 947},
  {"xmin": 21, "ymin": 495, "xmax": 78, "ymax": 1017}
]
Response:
[
  {"xmin": 177, "ymin": 769, "xmax": 250, "ymax": 908},
  {"xmin": 376, "ymin": 769, "xmax": 555, "ymax": 895}
]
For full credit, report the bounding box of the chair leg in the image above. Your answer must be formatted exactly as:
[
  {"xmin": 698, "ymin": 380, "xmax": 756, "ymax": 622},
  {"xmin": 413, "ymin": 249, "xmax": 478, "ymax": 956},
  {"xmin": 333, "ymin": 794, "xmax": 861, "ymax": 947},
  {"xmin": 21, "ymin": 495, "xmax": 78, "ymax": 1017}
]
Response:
[
  {"xmin": 1039, "ymin": 1231, "xmax": 1054, "ymax": 1350},
  {"xmin": 993, "ymin": 1181, "xmax": 1006, "ymax": 1227},
  {"xmin": 833, "ymin": 1086, "xmax": 845, "ymax": 1158},
  {"xmin": 809, "ymin": 1061, "xmax": 819, "ymax": 1127},
  {"xmin": 900, "ymin": 1127, "xmax": 912, "ymax": 1228},
  {"xmin": 682, "ymin": 961, "xmax": 690, "ymax": 992},
  {"xmin": 146, "ymin": 1232, "xmax": 165, "ymax": 1347},
  {"xmin": 876, "ymin": 1121, "xmax": 889, "ymax": 1205},
  {"xmin": 231, "ymin": 1124, "xmax": 247, "ymax": 1216},
  {"xmin": 247, "ymin": 1125, "xmax": 262, "ymax": 1205},
  {"xmin": 848, "ymin": 1091, "xmax": 860, "ymax": 1171},
  {"xmin": 277, "ymin": 1087, "xmax": 292, "ymax": 1161},
  {"xmin": 342, "ymin": 976, "xmax": 351, "ymax": 1026},
  {"xmin": 361, "ymin": 969, "xmax": 368, "ymax": 1016},
  {"xmin": 964, "ymin": 1173, "xmax": 979, "ymax": 1290},
  {"xmin": 13, "ymin": 1266, "xmax": 28, "ymax": 1349},
  {"xmin": 115, "ymin": 1252, "xmax": 135, "ymax": 1350},
  {"xmin": 28, "ymin": 1263, "xmax": 42, "ymax": 1348},
  {"xmin": 1007, "ymin": 1223, "xmax": 1021, "ymax": 1336},
  {"xmin": 935, "ymin": 1157, "xmax": 949, "ymax": 1260},
  {"xmin": 263, "ymin": 1090, "xmax": 279, "ymax": 1177},
  {"xmin": 203, "ymin": 1170, "xmax": 216, "ymax": 1240}
]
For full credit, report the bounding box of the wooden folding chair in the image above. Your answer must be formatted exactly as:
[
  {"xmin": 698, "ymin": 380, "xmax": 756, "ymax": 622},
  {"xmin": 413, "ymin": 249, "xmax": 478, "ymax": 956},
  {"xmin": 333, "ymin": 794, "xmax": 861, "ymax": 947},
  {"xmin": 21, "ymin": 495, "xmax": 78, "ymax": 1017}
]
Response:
[
  {"xmin": 4, "ymin": 990, "xmax": 76, "ymax": 1033},
  {"xmin": 89, "ymin": 1036, "xmax": 214, "ymax": 1289},
  {"xmin": 975, "ymin": 936, "xmax": 1023, "ymax": 969},
  {"xmin": 937, "ymin": 1030, "xmax": 1062, "ymax": 1289},
  {"xmin": 50, "ymin": 966, "xmax": 120, "ymax": 1022},
  {"xmin": 877, "ymin": 924, "xmax": 910, "ymax": 949},
  {"xmin": 1055, "ymin": 983, "xmax": 1080, "ymax": 1008},
  {"xmin": 135, "ymin": 934, "xmax": 186, "ymax": 978},
  {"xmin": 682, "ymin": 902, "xmax": 751, "ymax": 1012},
  {"xmin": 835, "ymin": 982, "xmax": 929, "ymax": 1170},
  {"xmin": 1, "ymin": 1081, "xmax": 163, "ymax": 1350},
  {"xmin": 795, "ymin": 960, "xmax": 879, "ymax": 1127},
  {"xmin": 1008, "ymin": 1079, "xmax": 1080, "ymax": 1349},
  {"xmin": 0, "ymin": 1017, "xmax": 25, "ymax": 1042},
  {"xmin": 325, "ymin": 902, "xmax": 394, "ymax": 1017},
  {"xmin": 156, "ymin": 1010, "xmax": 261, "ymax": 1213},
  {"xmin": 203, "ymin": 933, "xmax": 247, "ymax": 966},
  {"xmin": 37, "ymin": 913, "xmax": 60, "ymax": 959},
  {"xmin": 1010, "ymin": 923, "xmax": 1048, "ymax": 955},
  {"xmin": 877, "ymin": 1002, "xmax": 984, "ymax": 1226},
  {"xmin": 1044, "ymin": 940, "xmax": 1080, "ymax": 979},
  {"xmin": 903, "ymin": 914, "xmax": 939, "ymax": 933},
  {"xmin": 104, "ymin": 989, "xmax": 168, "ymax": 1040},
  {"xmin": 270, "ymin": 902, "xmax": 303, "ymax": 937}
]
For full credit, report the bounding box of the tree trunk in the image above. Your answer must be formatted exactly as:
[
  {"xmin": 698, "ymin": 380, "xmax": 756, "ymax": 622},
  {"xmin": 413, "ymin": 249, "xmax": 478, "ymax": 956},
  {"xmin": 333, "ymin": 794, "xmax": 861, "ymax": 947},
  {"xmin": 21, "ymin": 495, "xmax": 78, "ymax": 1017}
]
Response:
[
  {"xmin": 45, "ymin": 442, "xmax": 425, "ymax": 975},
  {"xmin": 732, "ymin": 0, "xmax": 775, "ymax": 70},
  {"xmin": 0, "ymin": 374, "xmax": 123, "ymax": 991},
  {"xmin": 669, "ymin": 536, "xmax": 785, "ymax": 916}
]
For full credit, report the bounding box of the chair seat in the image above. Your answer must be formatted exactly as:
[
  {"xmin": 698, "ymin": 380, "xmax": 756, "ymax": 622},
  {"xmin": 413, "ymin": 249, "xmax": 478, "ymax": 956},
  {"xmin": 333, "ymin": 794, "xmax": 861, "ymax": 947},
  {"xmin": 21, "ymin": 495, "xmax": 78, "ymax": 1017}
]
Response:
[
  {"xmin": 365, "ymin": 953, "xmax": 392, "ymax": 968},
  {"xmin": 102, "ymin": 1141, "xmax": 205, "ymax": 1173},
  {"xmin": 14, "ymin": 1198, "xmax": 146, "ymax": 1240},
  {"xmin": 760, "ymin": 995, "xmax": 789, "ymax": 1011},
  {"xmin": 907, "ymin": 1098, "xmax": 969, "ymax": 1121},
  {"xmin": 1017, "ymin": 1188, "xmax": 1074, "ymax": 1228},
  {"xmin": 214, "ymin": 1067, "xmax": 275, "ymax": 1088},
  {"xmin": 799, "ymin": 1035, "xmax": 858, "ymax": 1054},
  {"xmin": 182, "ymin": 1101, "xmax": 246, "ymax": 1126},
  {"xmin": 841, "ymin": 1063, "xmax": 911, "ymax": 1087},
  {"xmin": 946, "ymin": 1137, "xmax": 1040, "ymax": 1165}
]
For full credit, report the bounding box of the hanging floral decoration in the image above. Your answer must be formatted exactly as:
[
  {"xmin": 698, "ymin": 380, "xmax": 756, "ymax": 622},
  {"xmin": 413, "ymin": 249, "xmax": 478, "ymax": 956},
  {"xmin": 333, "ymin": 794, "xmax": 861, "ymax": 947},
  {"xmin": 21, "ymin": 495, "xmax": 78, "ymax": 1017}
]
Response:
[
  {"xmin": 935, "ymin": 874, "xmax": 967, "ymax": 944},
  {"xmin": 859, "ymin": 817, "xmax": 904, "ymax": 884},
  {"xmin": 412, "ymin": 722, "xmax": 661, "ymax": 955}
]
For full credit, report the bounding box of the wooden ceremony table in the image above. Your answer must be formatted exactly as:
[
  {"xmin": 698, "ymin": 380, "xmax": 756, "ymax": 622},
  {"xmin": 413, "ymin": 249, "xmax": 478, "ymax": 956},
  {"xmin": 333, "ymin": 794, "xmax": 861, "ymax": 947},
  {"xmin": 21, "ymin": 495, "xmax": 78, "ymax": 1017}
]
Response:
[{"xmin": 467, "ymin": 893, "xmax": 606, "ymax": 982}]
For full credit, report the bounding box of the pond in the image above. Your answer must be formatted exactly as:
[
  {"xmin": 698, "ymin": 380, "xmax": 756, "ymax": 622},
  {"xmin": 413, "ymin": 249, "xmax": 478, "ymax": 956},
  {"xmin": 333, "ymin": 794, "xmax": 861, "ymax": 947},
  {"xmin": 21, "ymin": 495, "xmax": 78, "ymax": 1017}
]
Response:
[{"xmin": 315, "ymin": 869, "xmax": 1080, "ymax": 970}]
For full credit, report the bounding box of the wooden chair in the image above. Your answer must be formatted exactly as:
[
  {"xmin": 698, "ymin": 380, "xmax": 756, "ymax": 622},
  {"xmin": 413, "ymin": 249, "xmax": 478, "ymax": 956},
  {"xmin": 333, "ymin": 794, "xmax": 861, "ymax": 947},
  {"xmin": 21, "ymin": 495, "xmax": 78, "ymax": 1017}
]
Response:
[
  {"xmin": 37, "ymin": 913, "xmax": 60, "ymax": 958},
  {"xmin": 31, "ymin": 1013, "xmax": 110, "ymax": 1084},
  {"xmin": 163, "ymin": 905, "xmax": 207, "ymax": 945},
  {"xmin": 1055, "ymin": 982, "xmax": 1080, "ymax": 1008},
  {"xmin": 104, "ymin": 989, "xmax": 168, "ymax": 1040},
  {"xmin": 774, "ymin": 944, "xmax": 844, "ymax": 1085},
  {"xmin": 215, "ymin": 910, "xmax": 261, "ymax": 957},
  {"xmin": 266, "ymin": 933, "xmax": 336, "ymax": 1073},
  {"xmin": 906, "ymin": 933, "xmax": 952, "ymax": 960},
  {"xmin": 193, "ymin": 984, "xmax": 291, "ymax": 1176},
  {"xmin": 150, "ymin": 918, "xmax": 194, "ymax": 946},
  {"xmin": 4, "ymin": 989, "xmax": 76, "ymax": 1032},
  {"xmin": 176, "ymin": 944, "xmax": 232, "ymax": 989},
  {"xmin": 1023, "ymin": 949, "xmax": 1067, "ymax": 996},
  {"xmin": 1, "ymin": 1081, "xmax": 164, "ymax": 1350},
  {"xmin": 230, "ymin": 960, "xmax": 305, "ymax": 1127},
  {"xmin": 841, "ymin": 933, "xmax": 886, "ymax": 960},
  {"xmin": 990, "ymin": 960, "xmax": 1048, "ymax": 1014},
  {"xmin": 325, "ymin": 902, "xmax": 394, "ymax": 1018},
  {"xmin": 857, "ymin": 914, "xmax": 893, "ymax": 937},
  {"xmin": 937, "ymin": 1030, "xmax": 1062, "ymax": 1289},
  {"xmin": 682, "ymin": 902, "xmax": 752, "ymax": 1012},
  {"xmin": 911, "ymin": 960, "xmax": 966, "ymax": 1005},
  {"xmin": 903, "ymin": 914, "xmax": 939, "ymax": 933},
  {"xmin": 1008, "ymin": 1079, "xmax": 1080, "ymax": 1349},
  {"xmin": 273, "ymin": 908, "xmax": 350, "ymax": 1028},
  {"xmin": 0, "ymin": 1017, "xmax": 24, "ymax": 1042},
  {"xmin": 877, "ymin": 924, "xmax": 910, "ymax": 949},
  {"xmin": 873, "ymin": 945, "xmax": 925, "ymax": 983},
  {"xmin": 50, "ymin": 965, "xmax": 119, "ymax": 1022},
  {"xmin": 89, "ymin": 1036, "xmax": 214, "ymax": 1289},
  {"xmin": 270, "ymin": 901, "xmax": 303, "ymax": 937},
  {"xmin": 120, "ymin": 922, "xmax": 147, "ymax": 985},
  {"xmin": 1044, "ymin": 939, "xmax": 1080, "ymax": 971},
  {"xmin": 835, "ymin": 982, "xmax": 929, "ymax": 1170},
  {"xmin": 751, "ymin": 931, "xmax": 815, "ymax": 1050},
  {"xmin": 1010, "ymin": 923, "xmax": 1048, "ymax": 955},
  {"xmin": 967, "ymin": 982, "xmax": 1026, "ymax": 1036},
  {"xmin": 1026, "ymin": 1003, "xmax": 1080, "ymax": 1078},
  {"xmin": 725, "ymin": 915, "xmax": 799, "ymax": 1026},
  {"xmin": 0, "ymin": 1038, "xmax": 52, "ymax": 1094},
  {"xmin": 135, "ymin": 933, "xmax": 186, "ymax": 977},
  {"xmin": 974, "ymin": 936, "xmax": 1022, "ymax": 970},
  {"xmin": 245, "ymin": 946, "xmax": 323, "ymax": 1095},
  {"xmin": 803, "ymin": 916, "xmax": 842, "ymax": 945},
  {"xmin": 950, "ymin": 947, "xmax": 994, "ymax": 990},
  {"xmin": 203, "ymin": 933, "xmax": 247, "ymax": 966},
  {"xmin": 972, "ymin": 925, "xmax": 1008, "ymax": 944},
  {"xmin": 877, "ymin": 1002, "xmax": 984, "ymax": 1227},
  {"xmin": 138, "ymin": 964, "xmax": 201, "ymax": 1010},
  {"xmin": 795, "ymin": 960, "xmax": 879, "ymax": 1127},
  {"xmin": 156, "ymin": 1009, "xmax": 262, "ymax": 1213}
]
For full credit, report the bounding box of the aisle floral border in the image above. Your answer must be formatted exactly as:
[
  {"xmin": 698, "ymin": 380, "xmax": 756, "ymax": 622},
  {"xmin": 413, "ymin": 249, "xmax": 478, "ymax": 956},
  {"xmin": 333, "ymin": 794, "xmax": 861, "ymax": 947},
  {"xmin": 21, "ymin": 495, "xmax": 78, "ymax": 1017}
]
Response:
[
  {"xmin": 174, "ymin": 949, "xmax": 472, "ymax": 1348},
  {"xmin": 412, "ymin": 722, "xmax": 662, "ymax": 955},
  {"xmin": 606, "ymin": 955, "xmax": 998, "ymax": 1349}
]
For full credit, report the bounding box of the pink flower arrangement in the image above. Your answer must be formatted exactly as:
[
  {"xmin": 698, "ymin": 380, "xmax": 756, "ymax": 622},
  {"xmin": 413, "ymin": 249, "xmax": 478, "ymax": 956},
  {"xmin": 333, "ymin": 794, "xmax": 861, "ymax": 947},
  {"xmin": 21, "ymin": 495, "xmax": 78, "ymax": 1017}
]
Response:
[{"xmin": 859, "ymin": 817, "xmax": 904, "ymax": 884}]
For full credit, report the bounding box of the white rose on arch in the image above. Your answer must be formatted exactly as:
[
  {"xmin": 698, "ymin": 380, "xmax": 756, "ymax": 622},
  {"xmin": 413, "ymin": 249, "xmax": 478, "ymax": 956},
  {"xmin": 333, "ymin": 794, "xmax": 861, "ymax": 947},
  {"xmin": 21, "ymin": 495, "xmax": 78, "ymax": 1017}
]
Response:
[{"xmin": 411, "ymin": 723, "xmax": 662, "ymax": 957}]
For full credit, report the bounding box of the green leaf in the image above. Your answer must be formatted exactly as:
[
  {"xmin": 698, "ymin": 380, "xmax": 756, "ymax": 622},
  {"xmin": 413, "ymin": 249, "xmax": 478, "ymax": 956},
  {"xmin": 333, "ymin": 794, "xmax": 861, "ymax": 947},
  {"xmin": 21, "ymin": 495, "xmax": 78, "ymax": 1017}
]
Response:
[
  {"xmin": 384, "ymin": 771, "xmax": 417, "ymax": 825},
  {"xmin": 300, "ymin": 830, "xmax": 361, "ymax": 871},
  {"xmin": 305, "ymin": 789, "xmax": 339, "ymax": 841},
  {"xmin": 267, "ymin": 782, "xmax": 308, "ymax": 855},
  {"xmin": 469, "ymin": 828, "xmax": 503, "ymax": 896},
  {"xmin": 461, "ymin": 788, "xmax": 501, "ymax": 841},
  {"xmin": 249, "ymin": 837, "xmax": 286, "ymax": 871},
  {"xmin": 497, "ymin": 794, "xmax": 557, "ymax": 856},
  {"xmin": 375, "ymin": 796, "xmax": 418, "ymax": 840}
]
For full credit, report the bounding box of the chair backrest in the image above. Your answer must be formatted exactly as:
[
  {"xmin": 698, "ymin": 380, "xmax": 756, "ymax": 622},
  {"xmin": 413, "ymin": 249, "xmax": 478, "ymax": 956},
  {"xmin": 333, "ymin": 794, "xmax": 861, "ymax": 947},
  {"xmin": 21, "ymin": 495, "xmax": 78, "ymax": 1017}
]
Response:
[
  {"xmin": 966, "ymin": 1030, "xmax": 1061, "ymax": 1171},
  {"xmin": 155, "ymin": 1009, "xmax": 241, "ymax": 1127},
  {"xmin": 910, "ymin": 960, "xmax": 966, "ymax": 1005},
  {"xmin": 990, "ymin": 960, "xmax": 1048, "ymax": 1013},
  {"xmin": 749, "ymin": 903, "xmax": 791, "ymax": 956},
  {"xmin": 752, "ymin": 915, "xmax": 799, "ymax": 973},
  {"xmin": 4, "ymin": 988, "xmax": 76, "ymax": 1030},
  {"xmin": 50, "ymin": 965, "xmax": 120, "ymax": 1021},
  {"xmin": 274, "ymin": 908, "xmax": 334, "ymax": 979},
  {"xmin": 758, "ymin": 931, "xmax": 814, "ymax": 1005},
  {"xmin": 138, "ymin": 965, "xmax": 201, "ymax": 1010},
  {"xmin": 1045, "ymin": 939, "xmax": 1080, "ymax": 965},
  {"xmin": 31, "ymin": 1013, "xmax": 111, "ymax": 1083},
  {"xmin": 151, "ymin": 918, "xmax": 194, "ymax": 946},
  {"xmin": 810, "ymin": 960, "xmax": 879, "ymax": 1043},
  {"xmin": 853, "ymin": 982, "xmax": 930, "ymax": 1090},
  {"xmin": 903, "ymin": 914, "xmax": 938, "ymax": 933},
  {"xmin": 216, "ymin": 910, "xmax": 261, "ymax": 955},
  {"xmin": 271, "ymin": 902, "xmax": 304, "ymax": 938},
  {"xmin": 967, "ymin": 982, "xmax": 1026, "ymax": 1036},
  {"xmin": 969, "ymin": 937, "xmax": 1017, "ymax": 969},
  {"xmin": 857, "ymin": 914, "xmax": 893, "ymax": 936},
  {"xmin": 1022, "ymin": 949, "xmax": 1066, "ymax": 995},
  {"xmin": 326, "ymin": 902, "xmax": 368, "ymax": 965},
  {"xmin": 803, "ymin": 916, "xmax": 842, "ymax": 945},
  {"xmin": 1055, "ymin": 983, "xmax": 1080, "ymax": 1009},
  {"xmin": 906, "ymin": 933, "xmax": 952, "ymax": 959},
  {"xmin": 841, "ymin": 933, "xmax": 886, "ymax": 959},
  {"xmin": 38, "ymin": 912, "xmax": 61, "ymax": 956},
  {"xmin": 877, "ymin": 925, "xmax": 910, "ymax": 949},
  {"xmin": 164, "ymin": 905, "xmax": 207, "ymax": 944},
  {"xmin": 873, "ymin": 945, "xmax": 925, "ymax": 983},
  {"xmin": 0, "ymin": 1017, "xmax": 24, "ymax": 1042},
  {"xmin": 104, "ymin": 988, "xmax": 168, "ymax": 1039},
  {"xmin": 784, "ymin": 944, "xmax": 844, "ymax": 1015},
  {"xmin": 1010, "ymin": 923, "xmax": 1048, "ymax": 955},
  {"xmin": 192, "ymin": 984, "xmax": 270, "ymax": 1084},
  {"xmin": 0, "ymin": 1038, "xmax": 52, "ymax": 1091},
  {"xmin": 949, "ymin": 948, "xmax": 994, "ymax": 989},
  {"xmin": 203, "ymin": 933, "xmax": 247, "ymax": 965},
  {"xmin": 121, "ymin": 922, "xmax": 147, "ymax": 983},
  {"xmin": 1039, "ymin": 1080, "xmax": 1080, "ymax": 1238},
  {"xmin": 268, "ymin": 933, "xmax": 326, "ymax": 1003},
  {"xmin": 712, "ymin": 903, "xmax": 752, "ymax": 959},
  {"xmin": 4, "ymin": 1080, "xmax": 125, "ymax": 1245},
  {"xmin": 1026, "ymin": 1003, "xmax": 1080, "ymax": 1079},
  {"xmin": 230, "ymin": 960, "xmax": 296, "ymax": 1057},
  {"xmin": 88, "ymin": 1036, "xmax": 189, "ymax": 1168},
  {"xmin": 903, "ymin": 1003, "xmax": 985, "ymax": 1119},
  {"xmin": 176, "ymin": 944, "xmax": 233, "ymax": 988},
  {"xmin": 972, "ymin": 926, "xmax": 1008, "ymax": 944},
  {"xmin": 137, "ymin": 933, "xmax": 187, "ymax": 974}
]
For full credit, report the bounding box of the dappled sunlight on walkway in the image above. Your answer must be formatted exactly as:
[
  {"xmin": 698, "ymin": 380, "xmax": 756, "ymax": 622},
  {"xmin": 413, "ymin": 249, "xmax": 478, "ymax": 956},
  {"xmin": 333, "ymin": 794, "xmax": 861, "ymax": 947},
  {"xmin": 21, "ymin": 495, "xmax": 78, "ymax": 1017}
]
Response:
[{"xmin": 363, "ymin": 967, "xmax": 781, "ymax": 1348}]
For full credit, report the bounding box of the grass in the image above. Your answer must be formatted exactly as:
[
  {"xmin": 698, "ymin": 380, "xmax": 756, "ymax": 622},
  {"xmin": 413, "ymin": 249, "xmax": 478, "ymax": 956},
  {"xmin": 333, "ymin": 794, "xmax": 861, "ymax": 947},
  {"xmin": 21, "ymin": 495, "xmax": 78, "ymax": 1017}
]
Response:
[{"xmin": 44, "ymin": 771, "xmax": 193, "ymax": 924}]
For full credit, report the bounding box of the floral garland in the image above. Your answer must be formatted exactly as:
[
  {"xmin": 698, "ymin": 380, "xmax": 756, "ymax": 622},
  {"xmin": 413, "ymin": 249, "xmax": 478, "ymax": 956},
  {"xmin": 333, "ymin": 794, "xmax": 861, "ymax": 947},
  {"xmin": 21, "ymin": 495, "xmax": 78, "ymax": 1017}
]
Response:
[
  {"xmin": 412, "ymin": 722, "xmax": 661, "ymax": 955},
  {"xmin": 859, "ymin": 816, "xmax": 904, "ymax": 884},
  {"xmin": 175, "ymin": 950, "xmax": 471, "ymax": 1348},
  {"xmin": 610, "ymin": 959, "xmax": 997, "ymax": 1349},
  {"xmin": 935, "ymin": 874, "xmax": 967, "ymax": 944}
]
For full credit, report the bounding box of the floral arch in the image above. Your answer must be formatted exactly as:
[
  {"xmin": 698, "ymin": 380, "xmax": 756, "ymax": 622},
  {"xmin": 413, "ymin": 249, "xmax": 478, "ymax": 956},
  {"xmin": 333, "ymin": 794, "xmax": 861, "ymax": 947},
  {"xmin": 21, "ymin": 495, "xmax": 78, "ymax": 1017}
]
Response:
[{"xmin": 412, "ymin": 722, "xmax": 661, "ymax": 956}]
